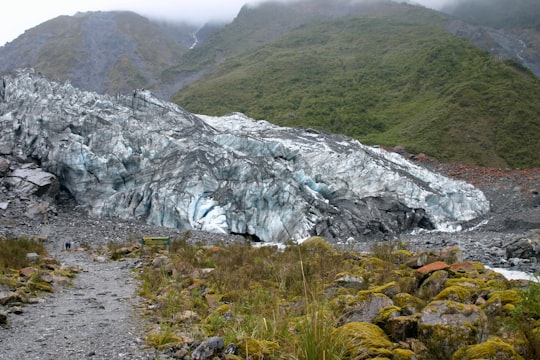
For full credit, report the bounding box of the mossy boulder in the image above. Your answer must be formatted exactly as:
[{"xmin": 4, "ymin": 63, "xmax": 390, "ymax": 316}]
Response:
[
  {"xmin": 300, "ymin": 236, "xmax": 336, "ymax": 256},
  {"xmin": 417, "ymin": 270, "xmax": 449, "ymax": 300},
  {"xmin": 434, "ymin": 285, "xmax": 475, "ymax": 303},
  {"xmin": 393, "ymin": 293, "xmax": 425, "ymax": 315},
  {"xmin": 339, "ymin": 292, "xmax": 394, "ymax": 324},
  {"xmin": 481, "ymin": 290, "xmax": 521, "ymax": 316},
  {"xmin": 334, "ymin": 322, "xmax": 394, "ymax": 359},
  {"xmin": 333, "ymin": 272, "xmax": 368, "ymax": 291},
  {"xmin": 393, "ymin": 348, "xmax": 417, "ymax": 360},
  {"xmin": 452, "ymin": 337, "xmax": 524, "ymax": 360},
  {"xmin": 374, "ymin": 305, "xmax": 402, "ymax": 324},
  {"xmin": 418, "ymin": 300, "xmax": 488, "ymax": 357},
  {"xmin": 370, "ymin": 281, "xmax": 401, "ymax": 298},
  {"xmin": 446, "ymin": 277, "xmax": 487, "ymax": 290}
]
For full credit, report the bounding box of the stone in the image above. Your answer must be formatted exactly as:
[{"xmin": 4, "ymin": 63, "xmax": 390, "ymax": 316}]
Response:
[
  {"xmin": 19, "ymin": 267, "xmax": 37, "ymax": 277},
  {"xmin": 333, "ymin": 274, "xmax": 368, "ymax": 290},
  {"xmin": 439, "ymin": 246, "xmax": 463, "ymax": 264},
  {"xmin": 452, "ymin": 337, "xmax": 524, "ymax": 360},
  {"xmin": 505, "ymin": 229, "xmax": 540, "ymax": 261},
  {"xmin": 406, "ymin": 250, "xmax": 439, "ymax": 269},
  {"xmin": 0, "ymin": 157, "xmax": 10, "ymax": 175},
  {"xmin": 25, "ymin": 253, "xmax": 40, "ymax": 262},
  {"xmin": 418, "ymin": 300, "xmax": 488, "ymax": 357},
  {"xmin": 0, "ymin": 291, "xmax": 23, "ymax": 306},
  {"xmin": 416, "ymin": 261, "xmax": 450, "ymax": 278},
  {"xmin": 0, "ymin": 310, "xmax": 8, "ymax": 326},
  {"xmin": 334, "ymin": 322, "xmax": 394, "ymax": 358},
  {"xmin": 386, "ymin": 314, "xmax": 419, "ymax": 342},
  {"xmin": 191, "ymin": 336, "xmax": 224, "ymax": 360},
  {"xmin": 151, "ymin": 255, "xmax": 170, "ymax": 268},
  {"xmin": 417, "ymin": 270, "xmax": 449, "ymax": 300},
  {"xmin": 339, "ymin": 292, "xmax": 394, "ymax": 325}
]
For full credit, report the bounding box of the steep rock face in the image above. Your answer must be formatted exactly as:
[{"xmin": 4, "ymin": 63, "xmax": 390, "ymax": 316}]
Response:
[{"xmin": 0, "ymin": 69, "xmax": 489, "ymax": 243}]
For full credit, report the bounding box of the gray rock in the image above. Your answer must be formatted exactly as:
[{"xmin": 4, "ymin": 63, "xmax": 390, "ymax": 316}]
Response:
[
  {"xmin": 0, "ymin": 156, "xmax": 10, "ymax": 174},
  {"xmin": 191, "ymin": 336, "xmax": 224, "ymax": 360},
  {"xmin": 25, "ymin": 252, "xmax": 40, "ymax": 262},
  {"xmin": 0, "ymin": 69, "xmax": 489, "ymax": 243},
  {"xmin": 338, "ymin": 292, "xmax": 394, "ymax": 325},
  {"xmin": 505, "ymin": 229, "xmax": 540, "ymax": 261},
  {"xmin": 5, "ymin": 166, "xmax": 59, "ymax": 199},
  {"xmin": 418, "ymin": 300, "xmax": 488, "ymax": 357}
]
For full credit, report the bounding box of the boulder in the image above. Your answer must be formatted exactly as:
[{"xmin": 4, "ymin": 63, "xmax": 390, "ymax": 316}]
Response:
[
  {"xmin": 0, "ymin": 157, "xmax": 9, "ymax": 175},
  {"xmin": 335, "ymin": 322, "xmax": 394, "ymax": 358},
  {"xmin": 5, "ymin": 166, "xmax": 59, "ymax": 199},
  {"xmin": 191, "ymin": 336, "xmax": 224, "ymax": 360},
  {"xmin": 333, "ymin": 274, "xmax": 368, "ymax": 291},
  {"xmin": 386, "ymin": 314, "xmax": 419, "ymax": 342},
  {"xmin": 505, "ymin": 229, "xmax": 540, "ymax": 261},
  {"xmin": 417, "ymin": 269, "xmax": 449, "ymax": 300},
  {"xmin": 439, "ymin": 246, "xmax": 463, "ymax": 264},
  {"xmin": 418, "ymin": 300, "xmax": 488, "ymax": 357},
  {"xmin": 0, "ymin": 310, "xmax": 8, "ymax": 326},
  {"xmin": 452, "ymin": 337, "xmax": 524, "ymax": 360},
  {"xmin": 339, "ymin": 292, "xmax": 394, "ymax": 325}
]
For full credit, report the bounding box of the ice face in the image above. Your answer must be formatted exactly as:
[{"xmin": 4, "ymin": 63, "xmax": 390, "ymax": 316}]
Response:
[{"xmin": 0, "ymin": 69, "xmax": 489, "ymax": 243}]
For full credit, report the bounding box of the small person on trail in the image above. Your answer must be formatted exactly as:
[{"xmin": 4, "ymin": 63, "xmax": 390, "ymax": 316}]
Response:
[{"xmin": 64, "ymin": 241, "xmax": 71, "ymax": 250}]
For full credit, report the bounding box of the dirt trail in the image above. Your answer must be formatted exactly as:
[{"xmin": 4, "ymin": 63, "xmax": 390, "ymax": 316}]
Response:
[{"xmin": 0, "ymin": 245, "xmax": 155, "ymax": 360}]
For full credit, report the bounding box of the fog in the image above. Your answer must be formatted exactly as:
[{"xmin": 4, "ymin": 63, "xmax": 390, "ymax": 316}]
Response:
[{"xmin": 0, "ymin": 0, "xmax": 468, "ymax": 46}]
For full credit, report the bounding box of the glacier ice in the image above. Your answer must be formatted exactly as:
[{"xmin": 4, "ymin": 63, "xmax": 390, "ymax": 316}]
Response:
[{"xmin": 0, "ymin": 69, "xmax": 489, "ymax": 243}]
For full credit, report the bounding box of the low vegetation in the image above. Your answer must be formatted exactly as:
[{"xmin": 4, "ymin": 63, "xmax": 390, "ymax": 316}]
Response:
[
  {"xmin": 136, "ymin": 236, "xmax": 540, "ymax": 359},
  {"xmin": 0, "ymin": 237, "xmax": 79, "ymax": 319}
]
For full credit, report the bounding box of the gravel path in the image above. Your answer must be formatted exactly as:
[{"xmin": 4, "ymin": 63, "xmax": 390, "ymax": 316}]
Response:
[{"xmin": 0, "ymin": 247, "xmax": 156, "ymax": 360}]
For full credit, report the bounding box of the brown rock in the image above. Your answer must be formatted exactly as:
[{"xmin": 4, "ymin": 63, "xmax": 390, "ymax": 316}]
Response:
[
  {"xmin": 19, "ymin": 267, "xmax": 37, "ymax": 277},
  {"xmin": 416, "ymin": 261, "xmax": 449, "ymax": 278}
]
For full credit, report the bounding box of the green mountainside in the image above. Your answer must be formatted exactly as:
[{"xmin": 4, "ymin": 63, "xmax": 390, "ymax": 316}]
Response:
[{"xmin": 172, "ymin": 2, "xmax": 540, "ymax": 168}]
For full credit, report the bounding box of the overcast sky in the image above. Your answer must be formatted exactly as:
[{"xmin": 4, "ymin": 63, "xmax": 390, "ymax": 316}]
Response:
[{"xmin": 0, "ymin": 0, "xmax": 451, "ymax": 47}]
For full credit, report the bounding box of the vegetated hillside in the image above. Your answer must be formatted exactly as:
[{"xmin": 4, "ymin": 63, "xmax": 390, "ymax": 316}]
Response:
[
  {"xmin": 0, "ymin": 11, "xmax": 195, "ymax": 97},
  {"xmin": 172, "ymin": 3, "xmax": 540, "ymax": 169}
]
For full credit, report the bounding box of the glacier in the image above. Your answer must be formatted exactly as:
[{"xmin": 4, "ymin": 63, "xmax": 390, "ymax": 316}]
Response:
[{"xmin": 0, "ymin": 68, "xmax": 489, "ymax": 243}]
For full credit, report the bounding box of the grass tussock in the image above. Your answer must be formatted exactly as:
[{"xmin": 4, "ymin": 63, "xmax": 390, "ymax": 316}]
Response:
[{"xmin": 0, "ymin": 237, "xmax": 47, "ymax": 270}]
